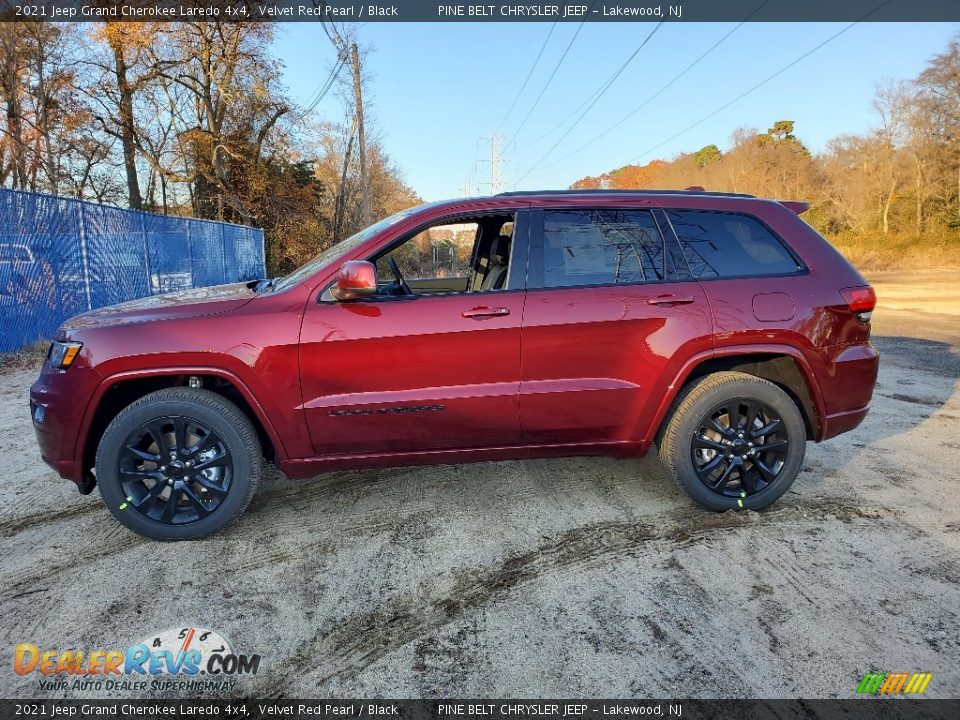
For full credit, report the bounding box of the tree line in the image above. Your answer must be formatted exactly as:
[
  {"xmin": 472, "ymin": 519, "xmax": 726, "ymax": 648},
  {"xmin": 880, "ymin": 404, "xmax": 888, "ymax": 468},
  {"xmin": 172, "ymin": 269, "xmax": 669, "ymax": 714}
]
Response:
[
  {"xmin": 571, "ymin": 34, "xmax": 960, "ymax": 266},
  {"xmin": 0, "ymin": 20, "xmax": 420, "ymax": 274}
]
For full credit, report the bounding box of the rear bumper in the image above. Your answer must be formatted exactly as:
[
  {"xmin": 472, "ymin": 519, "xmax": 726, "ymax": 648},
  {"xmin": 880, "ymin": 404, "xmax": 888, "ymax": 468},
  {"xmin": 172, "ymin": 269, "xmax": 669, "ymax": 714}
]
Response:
[
  {"xmin": 814, "ymin": 341, "xmax": 879, "ymax": 441},
  {"xmin": 821, "ymin": 406, "xmax": 870, "ymax": 441}
]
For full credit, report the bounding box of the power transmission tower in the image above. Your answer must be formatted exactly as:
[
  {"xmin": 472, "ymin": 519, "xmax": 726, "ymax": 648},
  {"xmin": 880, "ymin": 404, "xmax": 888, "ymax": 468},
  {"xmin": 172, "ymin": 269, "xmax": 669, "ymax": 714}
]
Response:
[{"xmin": 476, "ymin": 132, "xmax": 506, "ymax": 195}]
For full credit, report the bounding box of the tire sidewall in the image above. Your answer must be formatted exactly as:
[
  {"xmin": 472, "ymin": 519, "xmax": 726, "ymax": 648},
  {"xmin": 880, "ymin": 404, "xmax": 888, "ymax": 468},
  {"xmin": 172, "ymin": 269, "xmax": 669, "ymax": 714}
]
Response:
[
  {"xmin": 97, "ymin": 396, "xmax": 254, "ymax": 541},
  {"xmin": 670, "ymin": 379, "xmax": 806, "ymax": 511}
]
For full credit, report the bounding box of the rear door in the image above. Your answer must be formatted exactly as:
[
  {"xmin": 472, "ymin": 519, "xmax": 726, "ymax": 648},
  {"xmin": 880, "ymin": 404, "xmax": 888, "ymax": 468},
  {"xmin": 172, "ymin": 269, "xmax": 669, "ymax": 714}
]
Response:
[{"xmin": 519, "ymin": 207, "xmax": 713, "ymax": 446}]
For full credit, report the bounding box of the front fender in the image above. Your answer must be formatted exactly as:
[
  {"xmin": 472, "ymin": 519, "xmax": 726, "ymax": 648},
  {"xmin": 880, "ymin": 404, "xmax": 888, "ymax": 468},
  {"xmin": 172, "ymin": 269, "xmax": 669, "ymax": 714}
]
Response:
[{"xmin": 73, "ymin": 364, "xmax": 292, "ymax": 468}]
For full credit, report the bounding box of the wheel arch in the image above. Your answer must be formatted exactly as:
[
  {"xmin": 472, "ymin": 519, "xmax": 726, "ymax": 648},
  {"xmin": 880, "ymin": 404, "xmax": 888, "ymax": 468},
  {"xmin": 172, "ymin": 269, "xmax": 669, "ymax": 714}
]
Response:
[
  {"xmin": 77, "ymin": 368, "xmax": 285, "ymax": 483},
  {"xmin": 648, "ymin": 346, "xmax": 825, "ymax": 444}
]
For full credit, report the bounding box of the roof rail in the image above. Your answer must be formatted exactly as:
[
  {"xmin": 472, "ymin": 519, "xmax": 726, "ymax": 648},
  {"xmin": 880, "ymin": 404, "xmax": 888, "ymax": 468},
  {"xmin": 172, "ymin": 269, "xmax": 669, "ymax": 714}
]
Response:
[{"xmin": 495, "ymin": 188, "xmax": 757, "ymax": 199}]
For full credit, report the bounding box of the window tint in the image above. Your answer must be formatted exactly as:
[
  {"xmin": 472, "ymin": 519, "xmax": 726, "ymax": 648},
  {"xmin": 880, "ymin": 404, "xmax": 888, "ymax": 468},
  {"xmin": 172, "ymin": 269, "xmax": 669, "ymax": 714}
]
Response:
[
  {"xmin": 667, "ymin": 210, "xmax": 800, "ymax": 278},
  {"xmin": 539, "ymin": 210, "xmax": 665, "ymax": 288}
]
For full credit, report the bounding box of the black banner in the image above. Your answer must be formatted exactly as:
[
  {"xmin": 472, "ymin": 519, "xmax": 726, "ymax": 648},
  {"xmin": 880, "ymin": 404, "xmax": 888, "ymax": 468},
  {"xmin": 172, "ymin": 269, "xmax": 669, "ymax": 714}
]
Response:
[
  {"xmin": 2, "ymin": 700, "xmax": 960, "ymax": 720},
  {"xmin": 1, "ymin": 0, "xmax": 959, "ymax": 23}
]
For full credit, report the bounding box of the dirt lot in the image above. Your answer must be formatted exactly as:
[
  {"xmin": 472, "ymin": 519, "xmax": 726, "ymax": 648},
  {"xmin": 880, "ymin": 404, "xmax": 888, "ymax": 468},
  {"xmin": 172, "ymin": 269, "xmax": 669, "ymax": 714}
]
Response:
[{"xmin": 1, "ymin": 271, "xmax": 958, "ymax": 699}]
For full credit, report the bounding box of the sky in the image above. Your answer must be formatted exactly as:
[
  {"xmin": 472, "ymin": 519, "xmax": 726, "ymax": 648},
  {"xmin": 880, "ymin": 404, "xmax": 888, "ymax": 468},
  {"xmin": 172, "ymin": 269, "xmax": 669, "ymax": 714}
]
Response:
[{"xmin": 274, "ymin": 21, "xmax": 959, "ymax": 201}]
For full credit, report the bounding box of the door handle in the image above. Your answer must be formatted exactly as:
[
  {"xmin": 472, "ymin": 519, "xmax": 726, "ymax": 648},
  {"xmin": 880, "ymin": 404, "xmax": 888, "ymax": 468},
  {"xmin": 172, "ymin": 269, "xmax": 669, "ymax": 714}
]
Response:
[
  {"xmin": 647, "ymin": 294, "xmax": 695, "ymax": 306},
  {"xmin": 462, "ymin": 306, "xmax": 511, "ymax": 318}
]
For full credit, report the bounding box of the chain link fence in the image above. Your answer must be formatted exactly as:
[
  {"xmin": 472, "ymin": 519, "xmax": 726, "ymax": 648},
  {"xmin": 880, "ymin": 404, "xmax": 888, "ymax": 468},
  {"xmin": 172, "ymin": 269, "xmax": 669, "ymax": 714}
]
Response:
[{"xmin": 0, "ymin": 189, "xmax": 265, "ymax": 352}]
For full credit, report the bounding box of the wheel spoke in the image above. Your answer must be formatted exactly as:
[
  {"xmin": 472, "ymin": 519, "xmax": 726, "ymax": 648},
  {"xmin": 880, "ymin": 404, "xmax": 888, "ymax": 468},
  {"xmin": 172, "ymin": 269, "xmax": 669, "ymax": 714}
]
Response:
[
  {"xmin": 145, "ymin": 421, "xmax": 169, "ymax": 455},
  {"xmin": 172, "ymin": 417, "xmax": 188, "ymax": 454},
  {"xmin": 132, "ymin": 481, "xmax": 167, "ymax": 509},
  {"xmin": 695, "ymin": 453, "xmax": 724, "ymax": 478},
  {"xmin": 755, "ymin": 459, "xmax": 779, "ymax": 483},
  {"xmin": 741, "ymin": 466, "xmax": 760, "ymax": 494},
  {"xmin": 120, "ymin": 468, "xmax": 162, "ymax": 481},
  {"xmin": 187, "ymin": 430, "xmax": 217, "ymax": 456},
  {"xmin": 742, "ymin": 400, "xmax": 759, "ymax": 432},
  {"xmin": 194, "ymin": 450, "xmax": 231, "ymax": 471},
  {"xmin": 759, "ymin": 440, "xmax": 788, "ymax": 454},
  {"xmin": 693, "ymin": 434, "xmax": 726, "ymax": 452},
  {"xmin": 195, "ymin": 475, "xmax": 228, "ymax": 496},
  {"xmin": 707, "ymin": 417, "xmax": 734, "ymax": 438},
  {"xmin": 125, "ymin": 445, "xmax": 161, "ymax": 463},
  {"xmin": 727, "ymin": 403, "xmax": 741, "ymax": 431},
  {"xmin": 710, "ymin": 460, "xmax": 736, "ymax": 490},
  {"xmin": 182, "ymin": 485, "xmax": 213, "ymax": 514},
  {"xmin": 751, "ymin": 418, "xmax": 782, "ymax": 439},
  {"xmin": 160, "ymin": 490, "xmax": 178, "ymax": 523}
]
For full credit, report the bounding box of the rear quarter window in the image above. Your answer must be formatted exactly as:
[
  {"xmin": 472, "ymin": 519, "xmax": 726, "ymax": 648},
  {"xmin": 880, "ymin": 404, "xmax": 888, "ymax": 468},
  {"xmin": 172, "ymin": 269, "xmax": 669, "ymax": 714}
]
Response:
[{"xmin": 666, "ymin": 210, "xmax": 802, "ymax": 278}]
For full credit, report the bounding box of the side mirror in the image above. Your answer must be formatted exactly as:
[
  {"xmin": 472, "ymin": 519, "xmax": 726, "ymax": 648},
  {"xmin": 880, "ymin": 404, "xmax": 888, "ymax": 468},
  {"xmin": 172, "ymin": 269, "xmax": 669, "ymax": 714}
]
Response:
[{"xmin": 331, "ymin": 260, "xmax": 378, "ymax": 301}]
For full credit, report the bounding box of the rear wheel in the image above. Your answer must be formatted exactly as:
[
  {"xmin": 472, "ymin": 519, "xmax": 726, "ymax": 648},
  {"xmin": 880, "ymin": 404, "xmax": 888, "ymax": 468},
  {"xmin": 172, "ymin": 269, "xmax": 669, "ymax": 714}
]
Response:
[
  {"xmin": 96, "ymin": 388, "xmax": 261, "ymax": 540},
  {"xmin": 658, "ymin": 372, "xmax": 805, "ymax": 511}
]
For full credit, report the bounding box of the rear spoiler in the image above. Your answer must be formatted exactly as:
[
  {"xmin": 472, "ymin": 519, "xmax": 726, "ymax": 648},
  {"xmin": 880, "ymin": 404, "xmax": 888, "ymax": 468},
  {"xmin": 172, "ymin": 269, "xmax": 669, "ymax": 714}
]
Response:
[{"xmin": 779, "ymin": 200, "xmax": 810, "ymax": 214}]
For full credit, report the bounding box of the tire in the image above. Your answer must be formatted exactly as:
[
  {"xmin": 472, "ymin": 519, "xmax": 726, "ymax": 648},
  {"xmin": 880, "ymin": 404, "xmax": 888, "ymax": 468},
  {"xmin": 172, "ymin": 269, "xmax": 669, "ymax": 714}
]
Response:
[
  {"xmin": 657, "ymin": 371, "xmax": 806, "ymax": 512},
  {"xmin": 96, "ymin": 388, "xmax": 261, "ymax": 540}
]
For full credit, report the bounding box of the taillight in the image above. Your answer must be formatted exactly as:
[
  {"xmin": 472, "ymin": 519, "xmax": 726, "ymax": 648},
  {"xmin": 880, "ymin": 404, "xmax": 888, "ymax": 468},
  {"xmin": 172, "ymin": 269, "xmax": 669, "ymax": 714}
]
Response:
[{"xmin": 840, "ymin": 286, "xmax": 876, "ymax": 322}]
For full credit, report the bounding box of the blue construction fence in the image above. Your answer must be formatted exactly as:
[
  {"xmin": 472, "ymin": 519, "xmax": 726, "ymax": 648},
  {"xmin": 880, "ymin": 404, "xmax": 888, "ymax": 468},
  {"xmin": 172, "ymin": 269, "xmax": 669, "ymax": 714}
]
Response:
[{"xmin": 0, "ymin": 188, "xmax": 266, "ymax": 352}]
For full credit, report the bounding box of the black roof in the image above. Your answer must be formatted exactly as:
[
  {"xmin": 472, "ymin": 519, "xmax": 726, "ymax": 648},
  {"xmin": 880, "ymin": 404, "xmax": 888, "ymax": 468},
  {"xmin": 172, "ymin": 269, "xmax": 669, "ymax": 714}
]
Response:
[{"xmin": 496, "ymin": 189, "xmax": 756, "ymax": 199}]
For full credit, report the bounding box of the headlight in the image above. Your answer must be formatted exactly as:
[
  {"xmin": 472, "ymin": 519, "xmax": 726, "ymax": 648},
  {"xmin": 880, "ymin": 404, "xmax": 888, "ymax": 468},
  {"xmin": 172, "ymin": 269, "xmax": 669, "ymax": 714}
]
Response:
[{"xmin": 48, "ymin": 341, "xmax": 83, "ymax": 369}]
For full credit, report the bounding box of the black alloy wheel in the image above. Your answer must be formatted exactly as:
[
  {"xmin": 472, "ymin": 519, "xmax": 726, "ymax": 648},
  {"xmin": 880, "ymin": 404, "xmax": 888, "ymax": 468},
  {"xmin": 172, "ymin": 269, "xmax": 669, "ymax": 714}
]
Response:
[
  {"xmin": 97, "ymin": 387, "xmax": 261, "ymax": 540},
  {"xmin": 657, "ymin": 371, "xmax": 806, "ymax": 511},
  {"xmin": 118, "ymin": 416, "xmax": 233, "ymax": 525},
  {"xmin": 691, "ymin": 398, "xmax": 790, "ymax": 498}
]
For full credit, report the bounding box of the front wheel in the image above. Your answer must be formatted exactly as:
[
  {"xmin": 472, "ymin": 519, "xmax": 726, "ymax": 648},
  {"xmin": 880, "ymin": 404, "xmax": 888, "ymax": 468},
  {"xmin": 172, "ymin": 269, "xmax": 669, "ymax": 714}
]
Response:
[
  {"xmin": 96, "ymin": 388, "xmax": 261, "ymax": 540},
  {"xmin": 658, "ymin": 372, "xmax": 806, "ymax": 511}
]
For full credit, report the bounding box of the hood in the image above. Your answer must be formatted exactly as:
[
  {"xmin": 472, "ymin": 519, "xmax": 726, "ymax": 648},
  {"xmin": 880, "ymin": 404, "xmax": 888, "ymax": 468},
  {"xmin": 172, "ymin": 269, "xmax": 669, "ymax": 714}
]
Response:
[{"xmin": 61, "ymin": 282, "xmax": 257, "ymax": 333}]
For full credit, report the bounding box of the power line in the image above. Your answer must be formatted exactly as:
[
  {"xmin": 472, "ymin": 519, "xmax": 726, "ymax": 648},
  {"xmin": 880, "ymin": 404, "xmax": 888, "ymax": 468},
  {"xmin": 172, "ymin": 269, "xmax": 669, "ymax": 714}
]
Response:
[
  {"xmin": 517, "ymin": 22, "xmax": 664, "ymax": 183},
  {"xmin": 625, "ymin": 0, "xmax": 894, "ymax": 166},
  {"xmin": 495, "ymin": 23, "xmax": 557, "ymax": 133},
  {"xmin": 300, "ymin": 55, "xmax": 346, "ymax": 117},
  {"xmin": 509, "ymin": 12, "xmax": 591, "ymax": 141},
  {"xmin": 537, "ymin": 0, "xmax": 771, "ymax": 170},
  {"xmin": 517, "ymin": 78, "xmax": 606, "ymax": 150}
]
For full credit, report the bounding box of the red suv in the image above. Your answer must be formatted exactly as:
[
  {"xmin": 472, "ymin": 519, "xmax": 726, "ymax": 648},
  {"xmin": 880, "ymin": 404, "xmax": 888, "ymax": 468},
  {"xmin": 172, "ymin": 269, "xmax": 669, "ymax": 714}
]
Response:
[{"xmin": 30, "ymin": 190, "xmax": 879, "ymax": 540}]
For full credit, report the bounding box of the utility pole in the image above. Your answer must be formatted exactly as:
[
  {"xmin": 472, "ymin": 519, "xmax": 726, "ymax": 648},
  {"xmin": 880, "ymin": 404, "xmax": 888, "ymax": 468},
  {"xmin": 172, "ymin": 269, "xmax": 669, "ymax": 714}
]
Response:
[{"xmin": 351, "ymin": 42, "xmax": 371, "ymax": 226}]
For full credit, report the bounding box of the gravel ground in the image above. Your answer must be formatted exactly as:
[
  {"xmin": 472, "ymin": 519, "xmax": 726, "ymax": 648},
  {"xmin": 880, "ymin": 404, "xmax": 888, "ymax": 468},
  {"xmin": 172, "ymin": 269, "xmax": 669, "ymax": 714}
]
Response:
[{"xmin": 0, "ymin": 271, "xmax": 957, "ymax": 699}]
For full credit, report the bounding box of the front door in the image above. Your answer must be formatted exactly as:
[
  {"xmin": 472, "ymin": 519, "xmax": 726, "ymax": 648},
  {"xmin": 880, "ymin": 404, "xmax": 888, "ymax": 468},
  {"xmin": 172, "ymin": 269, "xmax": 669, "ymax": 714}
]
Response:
[{"xmin": 299, "ymin": 212, "xmax": 526, "ymax": 457}]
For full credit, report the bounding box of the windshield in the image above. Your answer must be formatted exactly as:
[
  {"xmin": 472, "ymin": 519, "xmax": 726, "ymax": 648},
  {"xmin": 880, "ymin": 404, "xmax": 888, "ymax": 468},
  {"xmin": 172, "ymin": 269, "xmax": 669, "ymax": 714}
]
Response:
[{"xmin": 271, "ymin": 205, "xmax": 428, "ymax": 292}]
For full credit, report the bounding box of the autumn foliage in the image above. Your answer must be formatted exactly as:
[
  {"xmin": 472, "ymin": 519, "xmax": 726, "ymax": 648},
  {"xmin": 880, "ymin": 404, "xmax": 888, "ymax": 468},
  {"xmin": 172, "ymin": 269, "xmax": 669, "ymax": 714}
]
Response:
[
  {"xmin": 0, "ymin": 20, "xmax": 419, "ymax": 275},
  {"xmin": 569, "ymin": 38, "xmax": 960, "ymax": 268}
]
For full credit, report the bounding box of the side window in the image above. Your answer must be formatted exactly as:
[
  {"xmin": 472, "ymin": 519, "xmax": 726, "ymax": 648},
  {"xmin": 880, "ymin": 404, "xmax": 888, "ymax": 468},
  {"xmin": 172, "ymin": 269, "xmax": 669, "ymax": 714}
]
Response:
[
  {"xmin": 370, "ymin": 214, "xmax": 515, "ymax": 296},
  {"xmin": 667, "ymin": 210, "xmax": 801, "ymax": 279},
  {"xmin": 376, "ymin": 222, "xmax": 479, "ymax": 284},
  {"xmin": 536, "ymin": 210, "xmax": 666, "ymax": 289}
]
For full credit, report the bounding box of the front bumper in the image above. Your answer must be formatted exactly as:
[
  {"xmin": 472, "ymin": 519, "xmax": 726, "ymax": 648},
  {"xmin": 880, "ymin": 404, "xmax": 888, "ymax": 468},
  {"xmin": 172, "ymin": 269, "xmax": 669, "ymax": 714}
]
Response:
[{"xmin": 30, "ymin": 360, "xmax": 100, "ymax": 489}]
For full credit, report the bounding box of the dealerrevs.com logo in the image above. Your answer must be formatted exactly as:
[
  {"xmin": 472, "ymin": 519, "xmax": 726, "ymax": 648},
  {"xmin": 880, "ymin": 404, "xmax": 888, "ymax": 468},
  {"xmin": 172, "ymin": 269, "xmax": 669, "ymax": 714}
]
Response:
[{"xmin": 13, "ymin": 627, "xmax": 262, "ymax": 693}]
